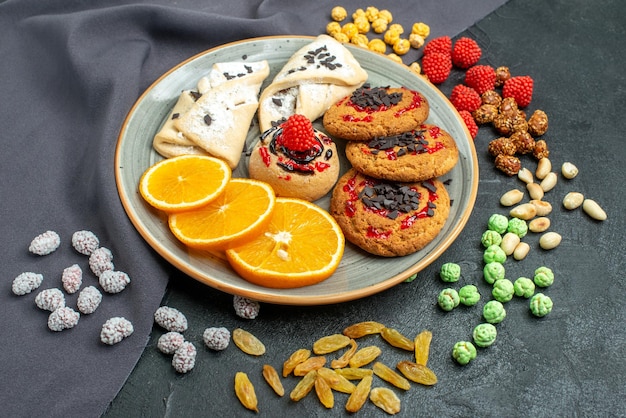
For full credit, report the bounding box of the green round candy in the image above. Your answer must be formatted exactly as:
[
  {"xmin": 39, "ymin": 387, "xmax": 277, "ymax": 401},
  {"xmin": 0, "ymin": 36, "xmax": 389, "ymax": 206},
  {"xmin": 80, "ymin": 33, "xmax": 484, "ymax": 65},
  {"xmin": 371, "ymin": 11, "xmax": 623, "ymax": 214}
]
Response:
[
  {"xmin": 514, "ymin": 277, "xmax": 535, "ymax": 298},
  {"xmin": 530, "ymin": 293, "xmax": 553, "ymax": 317},
  {"xmin": 483, "ymin": 262, "xmax": 505, "ymax": 284},
  {"xmin": 473, "ymin": 323, "xmax": 497, "ymax": 348},
  {"xmin": 483, "ymin": 300, "xmax": 506, "ymax": 324},
  {"xmin": 483, "ymin": 245, "xmax": 507, "ymax": 264},
  {"xmin": 459, "ymin": 285, "xmax": 481, "ymax": 306},
  {"xmin": 438, "ymin": 288, "xmax": 460, "ymax": 311},
  {"xmin": 534, "ymin": 266, "xmax": 554, "ymax": 288},
  {"xmin": 507, "ymin": 217, "xmax": 528, "ymax": 238},
  {"xmin": 404, "ymin": 273, "xmax": 418, "ymax": 283},
  {"xmin": 488, "ymin": 213, "xmax": 509, "ymax": 234},
  {"xmin": 440, "ymin": 262, "xmax": 461, "ymax": 283},
  {"xmin": 481, "ymin": 230, "xmax": 502, "ymax": 248},
  {"xmin": 492, "ymin": 279, "xmax": 514, "ymax": 303},
  {"xmin": 452, "ymin": 341, "xmax": 477, "ymax": 365}
]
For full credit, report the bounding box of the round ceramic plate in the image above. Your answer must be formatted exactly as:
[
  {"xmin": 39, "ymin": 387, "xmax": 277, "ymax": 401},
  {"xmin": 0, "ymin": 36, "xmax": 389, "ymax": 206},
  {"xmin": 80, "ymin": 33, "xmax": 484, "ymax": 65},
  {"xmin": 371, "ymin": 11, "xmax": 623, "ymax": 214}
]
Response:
[{"xmin": 115, "ymin": 36, "xmax": 478, "ymax": 305}]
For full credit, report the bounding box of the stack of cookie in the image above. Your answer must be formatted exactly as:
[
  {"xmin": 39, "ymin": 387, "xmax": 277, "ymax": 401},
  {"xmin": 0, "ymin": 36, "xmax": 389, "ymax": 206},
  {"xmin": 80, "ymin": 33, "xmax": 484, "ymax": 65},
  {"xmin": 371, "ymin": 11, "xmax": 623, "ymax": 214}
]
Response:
[{"xmin": 323, "ymin": 84, "xmax": 459, "ymax": 257}]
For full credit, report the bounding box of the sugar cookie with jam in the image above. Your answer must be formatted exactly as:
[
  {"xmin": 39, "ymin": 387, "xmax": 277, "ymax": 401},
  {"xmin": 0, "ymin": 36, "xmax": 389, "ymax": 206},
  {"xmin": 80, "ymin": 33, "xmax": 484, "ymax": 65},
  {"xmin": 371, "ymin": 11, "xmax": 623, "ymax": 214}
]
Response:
[
  {"xmin": 248, "ymin": 114, "xmax": 340, "ymax": 202},
  {"xmin": 329, "ymin": 169, "xmax": 450, "ymax": 257},
  {"xmin": 345, "ymin": 124, "xmax": 459, "ymax": 182},
  {"xmin": 322, "ymin": 84, "xmax": 429, "ymax": 141}
]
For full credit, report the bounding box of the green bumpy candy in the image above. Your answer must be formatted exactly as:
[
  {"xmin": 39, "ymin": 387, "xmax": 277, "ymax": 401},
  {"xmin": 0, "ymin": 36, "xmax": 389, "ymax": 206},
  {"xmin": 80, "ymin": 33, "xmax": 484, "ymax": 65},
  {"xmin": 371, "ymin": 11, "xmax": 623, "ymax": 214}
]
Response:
[
  {"xmin": 481, "ymin": 230, "xmax": 502, "ymax": 248},
  {"xmin": 483, "ymin": 245, "xmax": 507, "ymax": 264},
  {"xmin": 483, "ymin": 262, "xmax": 505, "ymax": 284},
  {"xmin": 507, "ymin": 217, "xmax": 528, "ymax": 238},
  {"xmin": 534, "ymin": 266, "xmax": 554, "ymax": 288},
  {"xmin": 483, "ymin": 300, "xmax": 506, "ymax": 324},
  {"xmin": 473, "ymin": 323, "xmax": 497, "ymax": 348},
  {"xmin": 440, "ymin": 262, "xmax": 461, "ymax": 283},
  {"xmin": 452, "ymin": 341, "xmax": 477, "ymax": 365},
  {"xmin": 404, "ymin": 273, "xmax": 418, "ymax": 283},
  {"xmin": 459, "ymin": 285, "xmax": 481, "ymax": 306},
  {"xmin": 530, "ymin": 293, "xmax": 553, "ymax": 317},
  {"xmin": 488, "ymin": 214, "xmax": 509, "ymax": 234},
  {"xmin": 514, "ymin": 277, "xmax": 535, "ymax": 298},
  {"xmin": 492, "ymin": 279, "xmax": 514, "ymax": 303},
  {"xmin": 438, "ymin": 288, "xmax": 460, "ymax": 311}
]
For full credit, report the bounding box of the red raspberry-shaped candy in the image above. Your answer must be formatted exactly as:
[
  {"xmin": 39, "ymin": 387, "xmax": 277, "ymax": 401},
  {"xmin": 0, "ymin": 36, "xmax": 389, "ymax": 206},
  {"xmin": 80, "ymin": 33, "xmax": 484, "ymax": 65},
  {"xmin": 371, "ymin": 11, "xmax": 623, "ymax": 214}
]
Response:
[
  {"xmin": 452, "ymin": 37, "xmax": 482, "ymax": 69},
  {"xmin": 465, "ymin": 65, "xmax": 496, "ymax": 95},
  {"xmin": 450, "ymin": 85, "xmax": 482, "ymax": 113},
  {"xmin": 279, "ymin": 114, "xmax": 316, "ymax": 152},
  {"xmin": 458, "ymin": 110, "xmax": 479, "ymax": 139},
  {"xmin": 502, "ymin": 75, "xmax": 534, "ymax": 108},
  {"xmin": 423, "ymin": 36, "xmax": 452, "ymax": 56},
  {"xmin": 421, "ymin": 52, "xmax": 452, "ymax": 84}
]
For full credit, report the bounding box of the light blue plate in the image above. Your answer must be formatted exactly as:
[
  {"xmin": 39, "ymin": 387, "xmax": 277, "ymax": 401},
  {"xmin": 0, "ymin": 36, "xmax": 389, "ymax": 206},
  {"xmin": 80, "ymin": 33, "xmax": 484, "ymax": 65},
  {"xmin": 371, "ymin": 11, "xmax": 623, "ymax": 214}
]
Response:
[{"xmin": 115, "ymin": 36, "xmax": 478, "ymax": 305}]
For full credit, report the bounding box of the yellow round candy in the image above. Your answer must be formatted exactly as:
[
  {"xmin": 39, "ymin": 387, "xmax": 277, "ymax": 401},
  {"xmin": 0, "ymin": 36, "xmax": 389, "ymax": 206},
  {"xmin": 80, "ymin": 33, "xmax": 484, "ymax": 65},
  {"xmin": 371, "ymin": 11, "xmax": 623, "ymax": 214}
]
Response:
[
  {"xmin": 353, "ymin": 16, "xmax": 370, "ymax": 34},
  {"xmin": 409, "ymin": 62, "xmax": 421, "ymax": 75},
  {"xmin": 365, "ymin": 6, "xmax": 379, "ymax": 22},
  {"xmin": 367, "ymin": 38, "xmax": 386, "ymax": 54},
  {"xmin": 352, "ymin": 8, "xmax": 365, "ymax": 20},
  {"xmin": 393, "ymin": 38, "xmax": 411, "ymax": 55},
  {"xmin": 333, "ymin": 32, "xmax": 350, "ymax": 43},
  {"xmin": 411, "ymin": 22, "xmax": 431, "ymax": 38},
  {"xmin": 383, "ymin": 28, "xmax": 401, "ymax": 45},
  {"xmin": 341, "ymin": 22, "xmax": 358, "ymax": 39},
  {"xmin": 409, "ymin": 33, "xmax": 425, "ymax": 49},
  {"xmin": 326, "ymin": 21, "xmax": 341, "ymax": 36},
  {"xmin": 389, "ymin": 23, "xmax": 404, "ymax": 34},
  {"xmin": 378, "ymin": 9, "xmax": 393, "ymax": 23},
  {"xmin": 331, "ymin": 6, "xmax": 347, "ymax": 22},
  {"xmin": 351, "ymin": 33, "xmax": 369, "ymax": 47},
  {"xmin": 386, "ymin": 53, "xmax": 403, "ymax": 64},
  {"xmin": 371, "ymin": 18, "xmax": 388, "ymax": 33}
]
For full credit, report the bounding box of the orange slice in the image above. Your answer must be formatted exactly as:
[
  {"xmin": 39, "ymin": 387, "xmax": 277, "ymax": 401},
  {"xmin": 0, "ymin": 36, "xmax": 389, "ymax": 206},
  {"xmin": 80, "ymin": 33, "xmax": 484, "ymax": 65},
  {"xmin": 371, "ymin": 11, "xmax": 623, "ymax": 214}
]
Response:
[
  {"xmin": 225, "ymin": 198, "xmax": 345, "ymax": 289},
  {"xmin": 168, "ymin": 178, "xmax": 276, "ymax": 251},
  {"xmin": 139, "ymin": 155, "xmax": 231, "ymax": 213}
]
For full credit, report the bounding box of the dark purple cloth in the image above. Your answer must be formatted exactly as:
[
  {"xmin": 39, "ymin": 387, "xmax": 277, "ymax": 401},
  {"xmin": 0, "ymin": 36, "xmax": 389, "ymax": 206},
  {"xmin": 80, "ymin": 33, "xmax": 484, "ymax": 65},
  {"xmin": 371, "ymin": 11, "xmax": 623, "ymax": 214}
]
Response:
[{"xmin": 0, "ymin": 0, "xmax": 508, "ymax": 416}]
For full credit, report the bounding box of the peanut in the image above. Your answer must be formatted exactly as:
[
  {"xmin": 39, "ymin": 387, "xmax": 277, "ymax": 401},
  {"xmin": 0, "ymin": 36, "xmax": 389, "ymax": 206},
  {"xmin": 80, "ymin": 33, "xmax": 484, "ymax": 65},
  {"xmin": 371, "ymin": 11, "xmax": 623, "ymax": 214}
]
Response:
[
  {"xmin": 527, "ymin": 183, "xmax": 544, "ymax": 200},
  {"xmin": 530, "ymin": 199, "xmax": 553, "ymax": 217},
  {"xmin": 513, "ymin": 242, "xmax": 530, "ymax": 260},
  {"xmin": 510, "ymin": 203, "xmax": 537, "ymax": 220},
  {"xmin": 539, "ymin": 232, "xmax": 562, "ymax": 250},
  {"xmin": 500, "ymin": 232, "xmax": 521, "ymax": 256},
  {"xmin": 536, "ymin": 158, "xmax": 552, "ymax": 180},
  {"xmin": 500, "ymin": 189, "xmax": 525, "ymax": 207},
  {"xmin": 582, "ymin": 199, "xmax": 607, "ymax": 221},
  {"xmin": 563, "ymin": 192, "xmax": 584, "ymax": 210},
  {"xmin": 540, "ymin": 172, "xmax": 558, "ymax": 192},
  {"xmin": 517, "ymin": 167, "xmax": 534, "ymax": 184},
  {"xmin": 561, "ymin": 162, "xmax": 579, "ymax": 179},
  {"xmin": 528, "ymin": 217, "xmax": 551, "ymax": 233}
]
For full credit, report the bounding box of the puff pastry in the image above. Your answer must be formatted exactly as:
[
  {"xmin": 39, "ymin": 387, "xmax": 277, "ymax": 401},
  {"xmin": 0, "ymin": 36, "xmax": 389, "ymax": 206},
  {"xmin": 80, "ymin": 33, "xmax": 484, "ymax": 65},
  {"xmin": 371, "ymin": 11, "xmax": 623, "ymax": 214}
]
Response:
[
  {"xmin": 154, "ymin": 60, "xmax": 270, "ymax": 168},
  {"xmin": 257, "ymin": 35, "xmax": 368, "ymax": 133}
]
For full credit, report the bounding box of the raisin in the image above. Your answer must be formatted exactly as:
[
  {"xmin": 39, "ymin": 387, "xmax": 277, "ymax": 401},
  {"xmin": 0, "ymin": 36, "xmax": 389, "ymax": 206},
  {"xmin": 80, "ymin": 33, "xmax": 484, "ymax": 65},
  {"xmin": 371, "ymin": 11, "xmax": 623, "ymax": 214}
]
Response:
[
  {"xmin": 290, "ymin": 370, "xmax": 317, "ymax": 401},
  {"xmin": 262, "ymin": 364, "xmax": 284, "ymax": 396},
  {"xmin": 314, "ymin": 375, "xmax": 334, "ymax": 408},
  {"xmin": 380, "ymin": 327, "xmax": 415, "ymax": 351},
  {"xmin": 396, "ymin": 360, "xmax": 438, "ymax": 386},
  {"xmin": 282, "ymin": 348, "xmax": 311, "ymax": 377},
  {"xmin": 343, "ymin": 321, "xmax": 386, "ymax": 338},
  {"xmin": 373, "ymin": 361, "xmax": 411, "ymax": 390},
  {"xmin": 345, "ymin": 375, "xmax": 372, "ymax": 413},
  {"xmin": 370, "ymin": 387, "xmax": 401, "ymax": 414},
  {"xmin": 313, "ymin": 333, "xmax": 351, "ymax": 354},
  {"xmin": 232, "ymin": 328, "xmax": 266, "ymax": 356},
  {"xmin": 234, "ymin": 372, "xmax": 258, "ymax": 412},
  {"xmin": 348, "ymin": 346, "xmax": 382, "ymax": 368},
  {"xmin": 414, "ymin": 330, "xmax": 433, "ymax": 366}
]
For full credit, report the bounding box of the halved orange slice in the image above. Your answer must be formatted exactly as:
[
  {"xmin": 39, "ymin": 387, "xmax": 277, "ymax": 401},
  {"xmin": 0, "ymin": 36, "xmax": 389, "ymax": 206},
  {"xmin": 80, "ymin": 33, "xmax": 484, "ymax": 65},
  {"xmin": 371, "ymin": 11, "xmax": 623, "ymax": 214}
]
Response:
[
  {"xmin": 139, "ymin": 155, "xmax": 231, "ymax": 213},
  {"xmin": 225, "ymin": 198, "xmax": 345, "ymax": 289},
  {"xmin": 168, "ymin": 178, "xmax": 276, "ymax": 251}
]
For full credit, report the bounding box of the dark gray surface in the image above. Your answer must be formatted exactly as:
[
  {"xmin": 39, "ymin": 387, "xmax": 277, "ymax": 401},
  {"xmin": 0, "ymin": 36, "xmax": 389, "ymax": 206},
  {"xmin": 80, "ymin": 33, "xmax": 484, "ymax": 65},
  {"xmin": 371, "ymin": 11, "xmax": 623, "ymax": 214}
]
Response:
[{"xmin": 104, "ymin": 0, "xmax": 626, "ymax": 417}]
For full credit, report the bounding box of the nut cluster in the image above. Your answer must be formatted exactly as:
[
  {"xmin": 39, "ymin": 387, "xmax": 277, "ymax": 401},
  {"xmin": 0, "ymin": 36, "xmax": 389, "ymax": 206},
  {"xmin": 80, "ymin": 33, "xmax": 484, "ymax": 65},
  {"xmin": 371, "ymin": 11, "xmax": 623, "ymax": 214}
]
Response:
[{"xmin": 477, "ymin": 84, "xmax": 550, "ymax": 175}]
